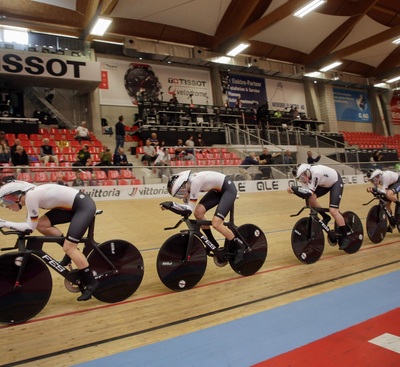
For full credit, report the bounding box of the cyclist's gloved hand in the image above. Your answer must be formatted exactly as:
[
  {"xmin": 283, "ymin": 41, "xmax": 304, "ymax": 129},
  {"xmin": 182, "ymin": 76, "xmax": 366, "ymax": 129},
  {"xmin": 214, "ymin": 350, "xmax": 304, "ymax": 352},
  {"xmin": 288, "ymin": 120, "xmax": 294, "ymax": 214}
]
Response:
[
  {"xmin": 291, "ymin": 186, "xmax": 312, "ymax": 199},
  {"xmin": 160, "ymin": 201, "xmax": 192, "ymax": 217}
]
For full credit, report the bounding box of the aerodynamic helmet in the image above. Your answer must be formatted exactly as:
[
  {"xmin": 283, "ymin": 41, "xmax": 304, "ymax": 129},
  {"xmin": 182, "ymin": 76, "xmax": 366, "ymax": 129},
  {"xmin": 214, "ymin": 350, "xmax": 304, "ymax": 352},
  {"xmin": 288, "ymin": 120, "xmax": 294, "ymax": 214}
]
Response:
[
  {"xmin": 167, "ymin": 170, "xmax": 191, "ymax": 198},
  {"xmin": 366, "ymin": 169, "xmax": 383, "ymax": 183},
  {"xmin": 292, "ymin": 163, "xmax": 312, "ymax": 182},
  {"xmin": 0, "ymin": 180, "xmax": 36, "ymax": 206}
]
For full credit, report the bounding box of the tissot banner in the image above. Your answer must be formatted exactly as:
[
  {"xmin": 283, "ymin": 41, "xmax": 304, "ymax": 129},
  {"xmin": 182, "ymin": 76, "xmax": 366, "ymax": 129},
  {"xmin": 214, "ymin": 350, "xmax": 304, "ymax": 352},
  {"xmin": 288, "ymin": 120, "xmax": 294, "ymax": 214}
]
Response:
[
  {"xmin": 333, "ymin": 87, "xmax": 372, "ymax": 122},
  {"xmin": 98, "ymin": 57, "xmax": 213, "ymax": 106}
]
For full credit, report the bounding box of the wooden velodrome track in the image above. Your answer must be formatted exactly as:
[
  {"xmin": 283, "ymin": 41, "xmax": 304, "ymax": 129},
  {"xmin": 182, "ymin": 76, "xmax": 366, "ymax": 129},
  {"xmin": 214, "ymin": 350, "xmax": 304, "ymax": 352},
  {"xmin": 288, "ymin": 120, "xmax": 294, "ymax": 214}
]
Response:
[{"xmin": 1, "ymin": 184, "xmax": 400, "ymax": 367}]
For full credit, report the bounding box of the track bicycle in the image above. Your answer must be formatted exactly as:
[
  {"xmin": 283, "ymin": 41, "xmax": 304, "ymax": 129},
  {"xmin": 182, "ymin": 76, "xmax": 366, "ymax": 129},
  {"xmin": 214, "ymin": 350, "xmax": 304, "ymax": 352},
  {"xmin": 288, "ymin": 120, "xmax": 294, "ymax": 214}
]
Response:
[
  {"xmin": 363, "ymin": 188, "xmax": 400, "ymax": 243},
  {"xmin": 0, "ymin": 210, "xmax": 144, "ymax": 324},
  {"xmin": 290, "ymin": 205, "xmax": 364, "ymax": 264},
  {"xmin": 156, "ymin": 201, "xmax": 267, "ymax": 291}
]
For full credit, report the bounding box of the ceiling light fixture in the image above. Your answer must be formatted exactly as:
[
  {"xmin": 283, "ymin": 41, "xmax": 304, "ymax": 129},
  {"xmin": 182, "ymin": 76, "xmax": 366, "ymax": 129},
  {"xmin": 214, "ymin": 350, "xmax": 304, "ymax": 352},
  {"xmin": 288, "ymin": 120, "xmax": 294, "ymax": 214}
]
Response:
[
  {"xmin": 392, "ymin": 37, "xmax": 400, "ymax": 45},
  {"xmin": 226, "ymin": 42, "xmax": 250, "ymax": 56},
  {"xmin": 319, "ymin": 61, "xmax": 342, "ymax": 72},
  {"xmin": 386, "ymin": 75, "xmax": 400, "ymax": 83},
  {"xmin": 90, "ymin": 17, "xmax": 112, "ymax": 36},
  {"xmin": 294, "ymin": 0, "xmax": 326, "ymax": 18}
]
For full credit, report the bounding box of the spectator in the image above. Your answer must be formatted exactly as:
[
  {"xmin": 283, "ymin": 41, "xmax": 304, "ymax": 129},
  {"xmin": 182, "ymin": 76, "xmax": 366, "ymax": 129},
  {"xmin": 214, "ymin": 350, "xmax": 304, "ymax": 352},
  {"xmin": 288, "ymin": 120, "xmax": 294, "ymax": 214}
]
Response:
[
  {"xmin": 113, "ymin": 147, "xmax": 133, "ymax": 168},
  {"xmin": 95, "ymin": 145, "xmax": 113, "ymax": 173},
  {"xmin": 114, "ymin": 115, "xmax": 126, "ymax": 155},
  {"xmin": 75, "ymin": 121, "xmax": 91, "ymax": 143},
  {"xmin": 370, "ymin": 150, "xmax": 383, "ymax": 169},
  {"xmin": 239, "ymin": 152, "xmax": 265, "ymax": 180},
  {"xmin": 10, "ymin": 138, "xmax": 20, "ymax": 155},
  {"xmin": 185, "ymin": 135, "xmax": 195, "ymax": 155},
  {"xmin": 307, "ymin": 150, "xmax": 321, "ymax": 164},
  {"xmin": 142, "ymin": 139, "xmax": 157, "ymax": 166},
  {"xmin": 258, "ymin": 148, "xmax": 277, "ymax": 179},
  {"xmin": 169, "ymin": 92, "xmax": 178, "ymax": 104},
  {"xmin": 11, "ymin": 145, "xmax": 30, "ymax": 175},
  {"xmin": 0, "ymin": 145, "xmax": 11, "ymax": 164},
  {"xmin": 284, "ymin": 150, "xmax": 295, "ymax": 165},
  {"xmin": 148, "ymin": 132, "xmax": 159, "ymax": 146},
  {"xmin": 72, "ymin": 171, "xmax": 85, "ymax": 187},
  {"xmin": 154, "ymin": 146, "xmax": 172, "ymax": 178},
  {"xmin": 235, "ymin": 97, "xmax": 242, "ymax": 108},
  {"xmin": 39, "ymin": 138, "xmax": 59, "ymax": 166},
  {"xmin": 88, "ymin": 173, "xmax": 99, "ymax": 186},
  {"xmin": 55, "ymin": 172, "xmax": 68, "ymax": 186},
  {"xmin": 72, "ymin": 144, "xmax": 92, "ymax": 171},
  {"xmin": 0, "ymin": 131, "xmax": 9, "ymax": 149}
]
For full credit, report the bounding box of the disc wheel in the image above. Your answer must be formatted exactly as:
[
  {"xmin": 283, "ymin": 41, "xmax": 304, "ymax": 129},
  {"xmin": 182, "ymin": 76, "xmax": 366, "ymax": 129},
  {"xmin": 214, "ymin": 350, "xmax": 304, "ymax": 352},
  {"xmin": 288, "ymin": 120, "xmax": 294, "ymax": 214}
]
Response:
[
  {"xmin": 87, "ymin": 240, "xmax": 144, "ymax": 303},
  {"xmin": 291, "ymin": 217, "xmax": 324, "ymax": 264},
  {"xmin": 157, "ymin": 233, "xmax": 207, "ymax": 291},
  {"xmin": 366, "ymin": 205, "xmax": 387, "ymax": 244},
  {"xmin": 341, "ymin": 211, "xmax": 363, "ymax": 254},
  {"xmin": 0, "ymin": 253, "xmax": 52, "ymax": 324},
  {"xmin": 229, "ymin": 224, "xmax": 267, "ymax": 276}
]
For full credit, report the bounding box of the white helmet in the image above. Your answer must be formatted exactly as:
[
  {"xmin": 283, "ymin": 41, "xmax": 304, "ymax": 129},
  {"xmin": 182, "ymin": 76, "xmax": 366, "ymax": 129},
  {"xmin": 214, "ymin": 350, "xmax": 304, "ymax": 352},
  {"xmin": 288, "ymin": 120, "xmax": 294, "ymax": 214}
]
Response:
[
  {"xmin": 367, "ymin": 169, "xmax": 383, "ymax": 183},
  {"xmin": 167, "ymin": 170, "xmax": 191, "ymax": 198},
  {"xmin": 0, "ymin": 180, "xmax": 36, "ymax": 203},
  {"xmin": 292, "ymin": 163, "xmax": 312, "ymax": 181}
]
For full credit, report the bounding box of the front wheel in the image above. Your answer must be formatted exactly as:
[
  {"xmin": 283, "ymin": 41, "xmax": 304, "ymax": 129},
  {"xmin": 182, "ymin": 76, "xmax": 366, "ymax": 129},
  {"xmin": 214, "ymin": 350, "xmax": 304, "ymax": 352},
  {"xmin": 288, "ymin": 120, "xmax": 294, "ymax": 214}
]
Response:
[
  {"xmin": 157, "ymin": 233, "xmax": 207, "ymax": 291},
  {"xmin": 366, "ymin": 205, "xmax": 387, "ymax": 244},
  {"xmin": 0, "ymin": 252, "xmax": 52, "ymax": 324},
  {"xmin": 229, "ymin": 224, "xmax": 267, "ymax": 276},
  {"xmin": 291, "ymin": 217, "xmax": 324, "ymax": 264},
  {"xmin": 341, "ymin": 211, "xmax": 363, "ymax": 254},
  {"xmin": 87, "ymin": 240, "xmax": 144, "ymax": 303}
]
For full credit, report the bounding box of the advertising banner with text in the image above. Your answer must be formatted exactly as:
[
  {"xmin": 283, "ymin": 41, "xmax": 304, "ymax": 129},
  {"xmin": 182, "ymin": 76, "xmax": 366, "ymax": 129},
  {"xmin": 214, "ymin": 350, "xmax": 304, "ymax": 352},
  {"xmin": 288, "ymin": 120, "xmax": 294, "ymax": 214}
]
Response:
[
  {"xmin": 266, "ymin": 79, "xmax": 307, "ymax": 113},
  {"xmin": 333, "ymin": 87, "xmax": 372, "ymax": 122},
  {"xmin": 98, "ymin": 57, "xmax": 213, "ymax": 107},
  {"xmin": 390, "ymin": 94, "xmax": 400, "ymax": 125}
]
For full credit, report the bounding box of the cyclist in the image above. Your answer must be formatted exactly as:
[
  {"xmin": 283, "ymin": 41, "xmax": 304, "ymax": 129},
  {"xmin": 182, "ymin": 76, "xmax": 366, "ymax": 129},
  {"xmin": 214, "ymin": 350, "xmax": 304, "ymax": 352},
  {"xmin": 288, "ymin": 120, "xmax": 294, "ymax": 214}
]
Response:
[
  {"xmin": 0, "ymin": 180, "xmax": 99, "ymax": 301},
  {"xmin": 366, "ymin": 168, "xmax": 400, "ymax": 231},
  {"xmin": 163, "ymin": 170, "xmax": 246, "ymax": 264},
  {"xmin": 288, "ymin": 164, "xmax": 352, "ymax": 249}
]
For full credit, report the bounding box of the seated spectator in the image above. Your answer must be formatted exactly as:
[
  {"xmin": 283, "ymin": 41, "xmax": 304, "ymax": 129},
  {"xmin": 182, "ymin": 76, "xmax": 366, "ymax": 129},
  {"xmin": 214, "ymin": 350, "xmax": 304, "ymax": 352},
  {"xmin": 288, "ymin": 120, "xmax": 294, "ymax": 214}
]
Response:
[
  {"xmin": 95, "ymin": 145, "xmax": 113, "ymax": 173},
  {"xmin": 185, "ymin": 135, "xmax": 195, "ymax": 155},
  {"xmin": 0, "ymin": 145, "xmax": 11, "ymax": 164},
  {"xmin": 114, "ymin": 147, "xmax": 133, "ymax": 168},
  {"xmin": 141, "ymin": 139, "xmax": 157, "ymax": 166},
  {"xmin": 10, "ymin": 138, "xmax": 21, "ymax": 155},
  {"xmin": 154, "ymin": 146, "xmax": 173, "ymax": 178},
  {"xmin": 0, "ymin": 131, "xmax": 9, "ymax": 149},
  {"xmin": 88, "ymin": 173, "xmax": 99, "ymax": 186},
  {"xmin": 11, "ymin": 145, "xmax": 30, "ymax": 175},
  {"xmin": 72, "ymin": 171, "xmax": 85, "ymax": 187},
  {"xmin": 55, "ymin": 172, "xmax": 68, "ymax": 186},
  {"xmin": 148, "ymin": 132, "xmax": 159, "ymax": 146},
  {"xmin": 72, "ymin": 144, "xmax": 92, "ymax": 171},
  {"xmin": 39, "ymin": 138, "xmax": 59, "ymax": 166},
  {"xmin": 239, "ymin": 152, "xmax": 265, "ymax": 181},
  {"xmin": 74, "ymin": 121, "xmax": 91, "ymax": 143}
]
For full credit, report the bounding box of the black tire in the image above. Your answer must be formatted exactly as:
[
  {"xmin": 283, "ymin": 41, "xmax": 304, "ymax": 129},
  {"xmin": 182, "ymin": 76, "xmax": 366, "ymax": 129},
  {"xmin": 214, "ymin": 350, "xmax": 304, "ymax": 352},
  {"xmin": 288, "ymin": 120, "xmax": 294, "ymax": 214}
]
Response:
[
  {"xmin": 229, "ymin": 224, "xmax": 267, "ymax": 276},
  {"xmin": 342, "ymin": 211, "xmax": 363, "ymax": 254},
  {"xmin": 366, "ymin": 204, "xmax": 387, "ymax": 243},
  {"xmin": 0, "ymin": 253, "xmax": 52, "ymax": 324},
  {"xmin": 87, "ymin": 240, "xmax": 144, "ymax": 303},
  {"xmin": 157, "ymin": 233, "xmax": 207, "ymax": 291},
  {"xmin": 291, "ymin": 217, "xmax": 324, "ymax": 264}
]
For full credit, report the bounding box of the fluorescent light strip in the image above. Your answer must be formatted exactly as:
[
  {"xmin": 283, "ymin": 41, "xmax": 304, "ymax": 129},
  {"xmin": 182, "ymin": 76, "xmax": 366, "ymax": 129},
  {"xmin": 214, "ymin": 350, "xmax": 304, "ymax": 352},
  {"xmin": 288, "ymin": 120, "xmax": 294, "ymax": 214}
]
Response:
[
  {"xmin": 90, "ymin": 17, "xmax": 112, "ymax": 36},
  {"xmin": 386, "ymin": 76, "xmax": 400, "ymax": 83},
  {"xmin": 227, "ymin": 42, "xmax": 250, "ymax": 56},
  {"xmin": 320, "ymin": 61, "xmax": 342, "ymax": 72},
  {"xmin": 392, "ymin": 38, "xmax": 400, "ymax": 45},
  {"xmin": 93, "ymin": 39, "xmax": 123, "ymax": 45},
  {"xmin": 294, "ymin": 0, "xmax": 326, "ymax": 18}
]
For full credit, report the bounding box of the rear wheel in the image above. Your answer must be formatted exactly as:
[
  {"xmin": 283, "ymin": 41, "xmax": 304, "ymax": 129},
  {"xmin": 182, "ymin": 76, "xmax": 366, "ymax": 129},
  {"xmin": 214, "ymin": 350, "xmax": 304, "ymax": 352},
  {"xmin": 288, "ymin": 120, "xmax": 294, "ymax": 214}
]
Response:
[
  {"xmin": 342, "ymin": 211, "xmax": 363, "ymax": 254},
  {"xmin": 229, "ymin": 224, "xmax": 267, "ymax": 276},
  {"xmin": 88, "ymin": 240, "xmax": 144, "ymax": 303}
]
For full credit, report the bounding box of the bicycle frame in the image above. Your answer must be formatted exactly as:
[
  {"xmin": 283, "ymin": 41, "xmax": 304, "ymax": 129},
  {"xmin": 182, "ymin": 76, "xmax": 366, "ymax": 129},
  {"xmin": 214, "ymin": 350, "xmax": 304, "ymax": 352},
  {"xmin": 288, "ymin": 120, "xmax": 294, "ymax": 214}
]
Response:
[
  {"xmin": 363, "ymin": 193, "xmax": 393, "ymax": 219},
  {"xmin": 291, "ymin": 205, "xmax": 332, "ymax": 235},
  {"xmin": 0, "ymin": 211, "xmax": 117, "ymax": 285}
]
